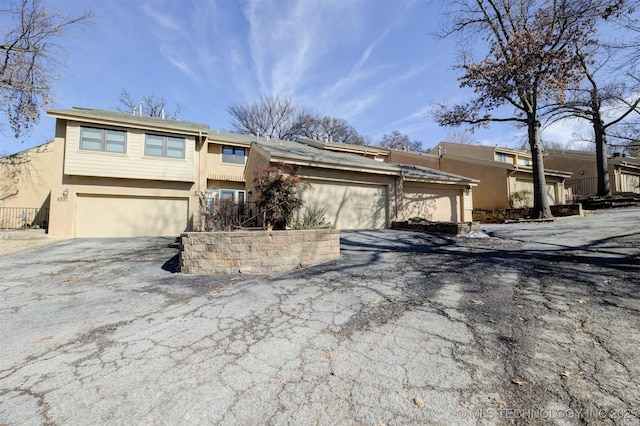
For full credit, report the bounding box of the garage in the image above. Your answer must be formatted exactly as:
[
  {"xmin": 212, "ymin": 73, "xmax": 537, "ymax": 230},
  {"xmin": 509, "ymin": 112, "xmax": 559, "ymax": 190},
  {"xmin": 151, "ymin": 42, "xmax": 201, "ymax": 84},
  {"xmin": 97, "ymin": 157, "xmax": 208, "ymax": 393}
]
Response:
[
  {"xmin": 402, "ymin": 184, "xmax": 460, "ymax": 222},
  {"xmin": 302, "ymin": 180, "xmax": 388, "ymax": 230},
  {"xmin": 75, "ymin": 194, "xmax": 189, "ymax": 237}
]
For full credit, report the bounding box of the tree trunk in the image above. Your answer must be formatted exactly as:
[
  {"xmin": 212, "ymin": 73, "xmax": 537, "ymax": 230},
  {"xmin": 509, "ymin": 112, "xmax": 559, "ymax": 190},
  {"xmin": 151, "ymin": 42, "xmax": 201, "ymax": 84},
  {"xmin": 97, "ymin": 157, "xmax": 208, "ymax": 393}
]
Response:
[
  {"xmin": 528, "ymin": 117, "xmax": 553, "ymax": 218},
  {"xmin": 593, "ymin": 114, "xmax": 611, "ymax": 197}
]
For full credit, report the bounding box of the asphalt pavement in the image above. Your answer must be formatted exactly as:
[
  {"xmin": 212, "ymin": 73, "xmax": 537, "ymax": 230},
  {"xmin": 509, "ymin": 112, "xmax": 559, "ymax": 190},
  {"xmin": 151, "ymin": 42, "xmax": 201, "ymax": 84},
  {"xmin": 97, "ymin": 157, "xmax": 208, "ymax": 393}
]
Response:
[{"xmin": 1, "ymin": 208, "xmax": 639, "ymax": 425}]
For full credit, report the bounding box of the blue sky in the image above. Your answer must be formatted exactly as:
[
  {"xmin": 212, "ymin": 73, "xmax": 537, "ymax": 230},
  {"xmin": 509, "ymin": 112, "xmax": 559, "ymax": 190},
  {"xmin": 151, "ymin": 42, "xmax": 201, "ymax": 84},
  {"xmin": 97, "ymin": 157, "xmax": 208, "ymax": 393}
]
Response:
[{"xmin": 4, "ymin": 0, "xmax": 587, "ymax": 155}]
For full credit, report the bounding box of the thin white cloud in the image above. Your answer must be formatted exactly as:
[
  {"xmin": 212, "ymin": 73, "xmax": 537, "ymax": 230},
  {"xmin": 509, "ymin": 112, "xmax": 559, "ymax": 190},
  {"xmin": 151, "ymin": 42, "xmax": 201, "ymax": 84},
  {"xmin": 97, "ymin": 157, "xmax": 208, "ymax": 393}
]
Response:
[
  {"xmin": 243, "ymin": 0, "xmax": 359, "ymax": 96},
  {"xmin": 141, "ymin": 3, "xmax": 182, "ymax": 32}
]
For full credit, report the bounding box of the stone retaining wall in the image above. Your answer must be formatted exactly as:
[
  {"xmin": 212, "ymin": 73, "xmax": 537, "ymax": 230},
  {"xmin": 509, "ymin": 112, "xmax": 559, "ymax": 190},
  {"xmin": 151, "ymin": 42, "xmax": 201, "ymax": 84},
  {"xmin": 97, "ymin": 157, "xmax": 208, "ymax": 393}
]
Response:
[
  {"xmin": 473, "ymin": 204, "xmax": 584, "ymax": 223},
  {"xmin": 180, "ymin": 229, "xmax": 340, "ymax": 275}
]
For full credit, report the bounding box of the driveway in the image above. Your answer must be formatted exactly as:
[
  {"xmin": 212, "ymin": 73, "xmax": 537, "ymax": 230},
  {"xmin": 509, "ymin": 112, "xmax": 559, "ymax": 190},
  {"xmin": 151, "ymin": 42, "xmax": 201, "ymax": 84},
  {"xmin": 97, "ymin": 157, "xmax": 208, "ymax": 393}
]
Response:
[{"xmin": 1, "ymin": 208, "xmax": 639, "ymax": 425}]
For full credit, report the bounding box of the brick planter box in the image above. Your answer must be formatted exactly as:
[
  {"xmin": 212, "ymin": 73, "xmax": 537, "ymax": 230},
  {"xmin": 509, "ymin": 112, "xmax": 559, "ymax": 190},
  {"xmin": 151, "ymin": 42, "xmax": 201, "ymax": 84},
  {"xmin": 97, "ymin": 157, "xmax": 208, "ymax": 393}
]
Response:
[{"xmin": 180, "ymin": 229, "xmax": 340, "ymax": 275}]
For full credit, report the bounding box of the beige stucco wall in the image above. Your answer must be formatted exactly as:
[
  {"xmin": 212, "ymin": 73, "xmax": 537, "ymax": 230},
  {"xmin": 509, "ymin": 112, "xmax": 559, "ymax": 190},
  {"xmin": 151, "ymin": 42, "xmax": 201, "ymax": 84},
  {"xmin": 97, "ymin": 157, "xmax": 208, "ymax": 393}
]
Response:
[
  {"xmin": 206, "ymin": 143, "xmax": 247, "ymax": 182},
  {"xmin": 0, "ymin": 143, "xmax": 53, "ymax": 229},
  {"xmin": 0, "ymin": 142, "xmax": 54, "ymax": 210},
  {"xmin": 544, "ymin": 153, "xmax": 597, "ymax": 179}
]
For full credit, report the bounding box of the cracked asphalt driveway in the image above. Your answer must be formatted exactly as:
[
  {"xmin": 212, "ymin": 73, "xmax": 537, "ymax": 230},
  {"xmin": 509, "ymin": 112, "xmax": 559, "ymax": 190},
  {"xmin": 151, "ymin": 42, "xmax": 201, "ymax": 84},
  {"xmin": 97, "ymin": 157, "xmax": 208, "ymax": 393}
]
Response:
[{"xmin": 1, "ymin": 208, "xmax": 639, "ymax": 425}]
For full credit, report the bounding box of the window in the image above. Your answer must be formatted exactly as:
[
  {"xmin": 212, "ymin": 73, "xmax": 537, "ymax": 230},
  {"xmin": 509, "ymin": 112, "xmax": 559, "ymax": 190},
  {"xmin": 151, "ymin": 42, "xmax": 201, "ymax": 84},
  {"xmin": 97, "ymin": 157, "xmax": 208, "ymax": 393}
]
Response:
[
  {"xmin": 80, "ymin": 127, "xmax": 126, "ymax": 153},
  {"xmin": 145, "ymin": 134, "xmax": 185, "ymax": 158},
  {"xmin": 496, "ymin": 153, "xmax": 507, "ymax": 163},
  {"xmin": 222, "ymin": 145, "xmax": 246, "ymax": 164},
  {"xmin": 216, "ymin": 189, "xmax": 246, "ymax": 203}
]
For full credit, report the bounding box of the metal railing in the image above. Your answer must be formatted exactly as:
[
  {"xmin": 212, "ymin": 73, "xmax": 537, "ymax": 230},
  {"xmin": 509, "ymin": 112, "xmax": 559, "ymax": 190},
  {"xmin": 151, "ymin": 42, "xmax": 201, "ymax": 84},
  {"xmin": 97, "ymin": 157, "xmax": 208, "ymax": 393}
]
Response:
[
  {"xmin": 0, "ymin": 207, "xmax": 49, "ymax": 230},
  {"xmin": 565, "ymin": 177, "xmax": 598, "ymax": 200},
  {"xmin": 201, "ymin": 201, "xmax": 264, "ymax": 231}
]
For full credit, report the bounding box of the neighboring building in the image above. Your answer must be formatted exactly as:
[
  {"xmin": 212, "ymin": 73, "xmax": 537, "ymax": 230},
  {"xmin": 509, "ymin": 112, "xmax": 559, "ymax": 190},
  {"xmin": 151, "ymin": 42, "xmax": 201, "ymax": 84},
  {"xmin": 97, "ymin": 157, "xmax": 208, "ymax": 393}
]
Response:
[
  {"xmin": 0, "ymin": 107, "xmax": 479, "ymax": 237},
  {"xmin": 247, "ymin": 138, "xmax": 477, "ymax": 229},
  {"xmin": 543, "ymin": 149, "xmax": 640, "ymax": 199},
  {"xmin": 0, "ymin": 142, "xmax": 54, "ymax": 229},
  {"xmin": 388, "ymin": 142, "xmax": 571, "ymax": 210}
]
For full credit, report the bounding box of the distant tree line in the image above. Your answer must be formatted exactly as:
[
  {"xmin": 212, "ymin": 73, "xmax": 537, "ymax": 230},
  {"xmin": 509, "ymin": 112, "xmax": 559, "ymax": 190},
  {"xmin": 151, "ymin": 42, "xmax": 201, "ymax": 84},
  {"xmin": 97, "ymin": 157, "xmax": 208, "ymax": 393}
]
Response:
[{"xmin": 227, "ymin": 94, "xmax": 425, "ymax": 152}]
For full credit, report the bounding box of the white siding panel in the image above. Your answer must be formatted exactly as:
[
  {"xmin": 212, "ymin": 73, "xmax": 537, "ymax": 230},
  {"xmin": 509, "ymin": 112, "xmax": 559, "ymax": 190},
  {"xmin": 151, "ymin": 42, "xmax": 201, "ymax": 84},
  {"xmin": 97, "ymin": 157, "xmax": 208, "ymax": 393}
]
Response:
[
  {"xmin": 302, "ymin": 181, "xmax": 387, "ymax": 230},
  {"xmin": 75, "ymin": 194, "xmax": 188, "ymax": 237},
  {"xmin": 64, "ymin": 123, "xmax": 195, "ymax": 182}
]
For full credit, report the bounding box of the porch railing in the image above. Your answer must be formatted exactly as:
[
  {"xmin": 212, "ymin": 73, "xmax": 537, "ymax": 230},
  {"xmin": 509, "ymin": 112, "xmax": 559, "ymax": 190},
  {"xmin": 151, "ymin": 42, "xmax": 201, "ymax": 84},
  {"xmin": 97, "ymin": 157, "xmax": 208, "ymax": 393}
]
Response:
[
  {"xmin": 0, "ymin": 207, "xmax": 49, "ymax": 230},
  {"xmin": 565, "ymin": 177, "xmax": 598, "ymax": 201}
]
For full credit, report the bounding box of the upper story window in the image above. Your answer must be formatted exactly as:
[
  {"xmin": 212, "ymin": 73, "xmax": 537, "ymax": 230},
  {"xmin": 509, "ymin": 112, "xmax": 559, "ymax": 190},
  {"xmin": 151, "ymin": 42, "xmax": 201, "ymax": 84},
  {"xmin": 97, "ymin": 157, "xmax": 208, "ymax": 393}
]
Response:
[
  {"xmin": 495, "ymin": 152, "xmax": 507, "ymax": 163},
  {"xmin": 145, "ymin": 134, "xmax": 185, "ymax": 159},
  {"xmin": 222, "ymin": 145, "xmax": 246, "ymax": 164},
  {"xmin": 80, "ymin": 127, "xmax": 126, "ymax": 153}
]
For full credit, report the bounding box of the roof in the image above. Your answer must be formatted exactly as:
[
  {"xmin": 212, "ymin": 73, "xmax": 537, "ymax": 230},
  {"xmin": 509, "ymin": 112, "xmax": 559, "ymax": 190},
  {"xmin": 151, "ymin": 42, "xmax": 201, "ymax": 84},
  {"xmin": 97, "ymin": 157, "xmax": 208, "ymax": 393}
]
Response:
[
  {"xmin": 441, "ymin": 152, "xmax": 572, "ymax": 178},
  {"xmin": 253, "ymin": 138, "xmax": 476, "ymax": 184},
  {"xmin": 0, "ymin": 141, "xmax": 53, "ymax": 159},
  {"xmin": 47, "ymin": 107, "xmax": 209, "ymax": 136},
  {"xmin": 207, "ymin": 131, "xmax": 256, "ymax": 147},
  {"xmin": 296, "ymin": 137, "xmax": 390, "ymax": 157},
  {"xmin": 545, "ymin": 149, "xmax": 640, "ymax": 166}
]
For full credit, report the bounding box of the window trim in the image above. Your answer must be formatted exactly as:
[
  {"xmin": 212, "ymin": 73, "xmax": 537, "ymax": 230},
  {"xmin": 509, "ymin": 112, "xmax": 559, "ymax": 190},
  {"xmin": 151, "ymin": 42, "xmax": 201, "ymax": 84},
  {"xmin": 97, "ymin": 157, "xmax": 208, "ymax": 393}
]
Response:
[
  {"xmin": 80, "ymin": 126, "xmax": 127, "ymax": 154},
  {"xmin": 221, "ymin": 145, "xmax": 246, "ymax": 165},
  {"xmin": 144, "ymin": 134, "xmax": 186, "ymax": 159}
]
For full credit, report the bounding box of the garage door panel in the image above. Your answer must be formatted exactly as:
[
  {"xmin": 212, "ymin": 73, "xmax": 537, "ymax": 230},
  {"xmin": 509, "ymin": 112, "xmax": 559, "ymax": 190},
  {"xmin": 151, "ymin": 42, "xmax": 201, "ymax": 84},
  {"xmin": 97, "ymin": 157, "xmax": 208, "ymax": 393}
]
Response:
[
  {"xmin": 75, "ymin": 195, "xmax": 188, "ymax": 237},
  {"xmin": 303, "ymin": 181, "xmax": 387, "ymax": 230},
  {"xmin": 402, "ymin": 185, "xmax": 459, "ymax": 222}
]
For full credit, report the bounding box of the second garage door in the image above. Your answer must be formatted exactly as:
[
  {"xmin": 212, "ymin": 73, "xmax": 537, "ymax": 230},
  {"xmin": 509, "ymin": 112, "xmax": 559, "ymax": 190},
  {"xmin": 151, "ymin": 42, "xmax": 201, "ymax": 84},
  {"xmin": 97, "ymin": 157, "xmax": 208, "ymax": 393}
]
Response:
[
  {"xmin": 302, "ymin": 181, "xmax": 388, "ymax": 230},
  {"xmin": 75, "ymin": 194, "xmax": 189, "ymax": 237}
]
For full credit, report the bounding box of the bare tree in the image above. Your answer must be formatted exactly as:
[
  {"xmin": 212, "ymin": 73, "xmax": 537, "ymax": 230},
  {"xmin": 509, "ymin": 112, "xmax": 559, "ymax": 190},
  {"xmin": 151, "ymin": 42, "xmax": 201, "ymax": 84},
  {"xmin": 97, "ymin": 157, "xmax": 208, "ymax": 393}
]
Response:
[
  {"xmin": 377, "ymin": 130, "xmax": 423, "ymax": 152},
  {"xmin": 117, "ymin": 88, "xmax": 182, "ymax": 119},
  {"xmin": 608, "ymin": 122, "xmax": 640, "ymax": 156},
  {"xmin": 228, "ymin": 94, "xmax": 368, "ymax": 144},
  {"xmin": 433, "ymin": 0, "xmax": 610, "ymax": 218},
  {"xmin": 0, "ymin": 0, "xmax": 92, "ymax": 138},
  {"xmin": 227, "ymin": 94, "xmax": 306, "ymax": 140},
  {"xmin": 297, "ymin": 113, "xmax": 367, "ymax": 145},
  {"xmin": 445, "ymin": 129, "xmax": 478, "ymax": 145},
  {"xmin": 551, "ymin": 56, "xmax": 640, "ymax": 196}
]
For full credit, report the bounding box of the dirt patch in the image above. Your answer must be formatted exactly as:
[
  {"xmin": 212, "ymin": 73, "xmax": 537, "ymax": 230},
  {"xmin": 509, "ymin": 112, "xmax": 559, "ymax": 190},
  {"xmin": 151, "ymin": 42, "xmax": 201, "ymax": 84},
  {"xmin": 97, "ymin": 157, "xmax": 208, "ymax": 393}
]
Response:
[{"xmin": 0, "ymin": 237, "xmax": 61, "ymax": 257}]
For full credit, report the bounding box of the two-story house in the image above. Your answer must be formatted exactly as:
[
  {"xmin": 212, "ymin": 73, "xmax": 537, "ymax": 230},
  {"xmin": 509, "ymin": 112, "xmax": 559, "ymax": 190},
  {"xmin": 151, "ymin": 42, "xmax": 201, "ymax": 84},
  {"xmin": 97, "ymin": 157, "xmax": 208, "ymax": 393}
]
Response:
[{"xmin": 46, "ymin": 108, "xmax": 209, "ymax": 238}]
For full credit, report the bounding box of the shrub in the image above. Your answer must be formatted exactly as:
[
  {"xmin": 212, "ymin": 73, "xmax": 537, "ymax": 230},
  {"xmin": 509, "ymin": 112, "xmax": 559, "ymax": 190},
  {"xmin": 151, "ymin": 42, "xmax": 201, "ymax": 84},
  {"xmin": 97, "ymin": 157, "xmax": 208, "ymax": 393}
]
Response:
[
  {"xmin": 295, "ymin": 203, "xmax": 331, "ymax": 229},
  {"xmin": 253, "ymin": 162, "xmax": 310, "ymax": 230}
]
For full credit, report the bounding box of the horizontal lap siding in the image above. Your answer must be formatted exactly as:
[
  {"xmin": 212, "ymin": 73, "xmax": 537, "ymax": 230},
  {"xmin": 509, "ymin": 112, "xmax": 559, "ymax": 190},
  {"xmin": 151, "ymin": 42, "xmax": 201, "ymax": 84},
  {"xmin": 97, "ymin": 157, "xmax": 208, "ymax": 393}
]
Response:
[{"xmin": 64, "ymin": 123, "xmax": 195, "ymax": 182}]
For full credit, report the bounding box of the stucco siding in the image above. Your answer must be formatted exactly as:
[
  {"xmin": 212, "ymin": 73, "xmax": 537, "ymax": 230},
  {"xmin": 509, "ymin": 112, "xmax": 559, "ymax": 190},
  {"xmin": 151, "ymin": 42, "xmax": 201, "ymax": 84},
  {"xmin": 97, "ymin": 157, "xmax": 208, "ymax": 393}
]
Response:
[
  {"xmin": 64, "ymin": 122, "xmax": 195, "ymax": 182},
  {"xmin": 0, "ymin": 143, "xmax": 54, "ymax": 209}
]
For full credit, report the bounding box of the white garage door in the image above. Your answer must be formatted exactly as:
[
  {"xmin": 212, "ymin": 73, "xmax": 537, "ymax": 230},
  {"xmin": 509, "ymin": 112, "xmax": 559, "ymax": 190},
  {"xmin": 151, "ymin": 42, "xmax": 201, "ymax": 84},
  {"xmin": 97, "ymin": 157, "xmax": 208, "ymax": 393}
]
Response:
[
  {"xmin": 75, "ymin": 194, "xmax": 189, "ymax": 237},
  {"xmin": 302, "ymin": 181, "xmax": 388, "ymax": 230}
]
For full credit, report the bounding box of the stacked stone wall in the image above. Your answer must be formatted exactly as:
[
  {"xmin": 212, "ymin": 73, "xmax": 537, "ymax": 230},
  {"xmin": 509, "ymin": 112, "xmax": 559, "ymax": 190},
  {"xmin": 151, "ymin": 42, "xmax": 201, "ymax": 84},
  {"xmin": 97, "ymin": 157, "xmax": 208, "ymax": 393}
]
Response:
[{"xmin": 180, "ymin": 229, "xmax": 340, "ymax": 275}]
